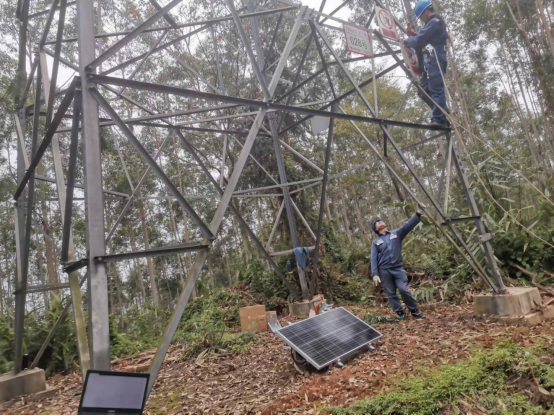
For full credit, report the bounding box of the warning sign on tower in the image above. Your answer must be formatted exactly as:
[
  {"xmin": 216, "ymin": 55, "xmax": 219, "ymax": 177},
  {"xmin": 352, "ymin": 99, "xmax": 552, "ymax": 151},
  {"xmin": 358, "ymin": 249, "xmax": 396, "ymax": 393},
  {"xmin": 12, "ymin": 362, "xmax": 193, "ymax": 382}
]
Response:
[
  {"xmin": 375, "ymin": 6, "xmax": 398, "ymax": 41},
  {"xmin": 401, "ymin": 44, "xmax": 422, "ymax": 77},
  {"xmin": 343, "ymin": 22, "xmax": 373, "ymax": 57}
]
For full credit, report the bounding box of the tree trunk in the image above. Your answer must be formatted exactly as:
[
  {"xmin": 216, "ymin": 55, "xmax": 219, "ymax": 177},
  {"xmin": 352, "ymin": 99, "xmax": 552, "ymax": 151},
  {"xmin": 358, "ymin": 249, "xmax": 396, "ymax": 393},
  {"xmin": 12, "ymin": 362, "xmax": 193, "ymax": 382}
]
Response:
[
  {"xmin": 328, "ymin": 198, "xmax": 343, "ymax": 233},
  {"xmin": 207, "ymin": 256, "xmax": 215, "ymax": 289},
  {"xmin": 172, "ymin": 136, "xmax": 194, "ymax": 272},
  {"xmin": 501, "ymin": 47, "xmax": 542, "ymax": 166},
  {"xmin": 109, "ymin": 265, "xmax": 115, "ymax": 315},
  {"xmin": 324, "ymin": 198, "xmax": 332, "ymax": 222},
  {"xmin": 41, "ymin": 203, "xmax": 59, "ymax": 302},
  {"xmin": 506, "ymin": 43, "xmax": 549, "ymax": 167},
  {"xmin": 505, "ymin": 1, "xmax": 554, "ymax": 117},
  {"xmin": 35, "ymin": 222, "xmax": 49, "ymax": 309},
  {"xmin": 255, "ymin": 199, "xmax": 268, "ymax": 242},
  {"xmin": 534, "ymin": 0, "xmax": 554, "ymax": 67},
  {"xmin": 130, "ymin": 227, "xmax": 146, "ymax": 303},
  {"xmin": 234, "ymin": 207, "xmax": 252, "ymax": 263},
  {"xmin": 113, "ymin": 262, "xmax": 123, "ymax": 325},
  {"xmin": 167, "ymin": 190, "xmax": 187, "ymax": 286},
  {"xmin": 255, "ymin": 199, "xmax": 270, "ymax": 268},
  {"xmin": 235, "ymin": 200, "xmax": 254, "ymax": 260},
  {"xmin": 160, "ymin": 260, "xmax": 173, "ymax": 305},
  {"xmin": 390, "ymin": 171, "xmax": 407, "ymax": 207},
  {"xmin": 3, "ymin": 233, "xmax": 12, "ymax": 314},
  {"xmin": 0, "ymin": 262, "xmax": 4, "ymax": 317},
  {"xmin": 351, "ymin": 194, "xmax": 370, "ymax": 243},
  {"xmin": 223, "ymin": 248, "xmax": 233, "ymax": 286},
  {"xmin": 139, "ymin": 202, "xmax": 159, "ymax": 307},
  {"xmin": 337, "ymin": 185, "xmax": 352, "ymax": 242}
]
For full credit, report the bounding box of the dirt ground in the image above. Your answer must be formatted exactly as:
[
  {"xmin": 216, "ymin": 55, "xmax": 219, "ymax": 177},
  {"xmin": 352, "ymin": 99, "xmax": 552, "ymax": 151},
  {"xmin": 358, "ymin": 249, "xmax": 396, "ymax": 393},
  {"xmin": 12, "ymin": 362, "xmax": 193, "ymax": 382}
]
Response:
[{"xmin": 2, "ymin": 302, "xmax": 554, "ymax": 415}]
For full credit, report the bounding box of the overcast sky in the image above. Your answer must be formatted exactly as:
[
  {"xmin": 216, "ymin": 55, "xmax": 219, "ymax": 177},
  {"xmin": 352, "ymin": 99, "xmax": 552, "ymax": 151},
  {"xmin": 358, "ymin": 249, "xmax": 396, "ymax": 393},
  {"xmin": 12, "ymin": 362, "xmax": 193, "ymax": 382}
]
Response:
[{"xmin": 300, "ymin": 0, "xmax": 356, "ymax": 23}]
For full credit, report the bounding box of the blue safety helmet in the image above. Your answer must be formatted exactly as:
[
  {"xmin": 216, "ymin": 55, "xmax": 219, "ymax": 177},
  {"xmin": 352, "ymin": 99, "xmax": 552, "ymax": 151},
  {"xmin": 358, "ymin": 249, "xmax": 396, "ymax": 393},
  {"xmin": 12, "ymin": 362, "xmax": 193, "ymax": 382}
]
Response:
[
  {"xmin": 414, "ymin": 0, "xmax": 433, "ymax": 18},
  {"xmin": 372, "ymin": 219, "xmax": 382, "ymax": 235}
]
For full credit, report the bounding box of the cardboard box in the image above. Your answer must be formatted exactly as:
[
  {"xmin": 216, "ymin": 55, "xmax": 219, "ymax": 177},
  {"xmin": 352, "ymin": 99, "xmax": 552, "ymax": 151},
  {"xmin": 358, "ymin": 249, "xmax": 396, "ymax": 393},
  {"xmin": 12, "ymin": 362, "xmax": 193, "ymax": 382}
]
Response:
[{"xmin": 239, "ymin": 305, "xmax": 267, "ymax": 333}]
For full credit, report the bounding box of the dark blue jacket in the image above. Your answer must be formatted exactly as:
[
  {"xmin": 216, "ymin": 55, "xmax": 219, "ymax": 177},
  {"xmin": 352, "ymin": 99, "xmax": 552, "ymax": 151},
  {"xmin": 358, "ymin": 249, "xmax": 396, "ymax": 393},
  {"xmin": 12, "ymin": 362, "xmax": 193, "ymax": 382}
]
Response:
[
  {"xmin": 293, "ymin": 247, "xmax": 310, "ymax": 270},
  {"xmin": 405, "ymin": 13, "xmax": 448, "ymax": 76},
  {"xmin": 370, "ymin": 214, "xmax": 421, "ymax": 276}
]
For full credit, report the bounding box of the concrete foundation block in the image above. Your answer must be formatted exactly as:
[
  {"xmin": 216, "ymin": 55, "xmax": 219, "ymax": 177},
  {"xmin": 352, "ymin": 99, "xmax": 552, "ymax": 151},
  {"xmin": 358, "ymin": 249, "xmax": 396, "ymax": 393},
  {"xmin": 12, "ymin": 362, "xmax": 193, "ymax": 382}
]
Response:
[
  {"xmin": 473, "ymin": 287, "xmax": 542, "ymax": 316},
  {"xmin": 289, "ymin": 301, "xmax": 311, "ymax": 318},
  {"xmin": 0, "ymin": 388, "xmax": 57, "ymax": 410},
  {"xmin": 29, "ymin": 388, "xmax": 58, "ymax": 401},
  {"xmin": 497, "ymin": 304, "xmax": 554, "ymax": 327},
  {"xmin": 0, "ymin": 368, "xmax": 46, "ymax": 403}
]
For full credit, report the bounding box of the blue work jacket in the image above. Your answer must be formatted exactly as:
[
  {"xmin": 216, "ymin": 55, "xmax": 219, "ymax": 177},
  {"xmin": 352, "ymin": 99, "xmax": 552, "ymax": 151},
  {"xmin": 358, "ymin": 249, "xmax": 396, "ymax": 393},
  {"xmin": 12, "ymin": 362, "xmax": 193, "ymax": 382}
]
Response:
[
  {"xmin": 370, "ymin": 214, "xmax": 421, "ymax": 276},
  {"xmin": 405, "ymin": 13, "xmax": 448, "ymax": 76}
]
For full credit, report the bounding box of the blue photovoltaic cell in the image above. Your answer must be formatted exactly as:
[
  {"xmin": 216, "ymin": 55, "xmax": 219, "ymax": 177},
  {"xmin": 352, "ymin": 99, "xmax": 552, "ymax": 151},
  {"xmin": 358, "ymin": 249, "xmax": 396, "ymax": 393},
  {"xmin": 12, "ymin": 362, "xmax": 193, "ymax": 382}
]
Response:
[{"xmin": 276, "ymin": 307, "xmax": 382, "ymax": 369}]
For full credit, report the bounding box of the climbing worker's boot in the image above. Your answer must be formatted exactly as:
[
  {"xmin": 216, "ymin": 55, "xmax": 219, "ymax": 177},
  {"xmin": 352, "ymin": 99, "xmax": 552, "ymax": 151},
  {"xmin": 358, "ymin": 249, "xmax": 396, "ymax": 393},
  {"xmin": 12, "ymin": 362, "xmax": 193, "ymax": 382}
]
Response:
[
  {"xmin": 396, "ymin": 310, "xmax": 406, "ymax": 321},
  {"xmin": 428, "ymin": 119, "xmax": 449, "ymax": 128},
  {"xmin": 410, "ymin": 309, "xmax": 425, "ymax": 319}
]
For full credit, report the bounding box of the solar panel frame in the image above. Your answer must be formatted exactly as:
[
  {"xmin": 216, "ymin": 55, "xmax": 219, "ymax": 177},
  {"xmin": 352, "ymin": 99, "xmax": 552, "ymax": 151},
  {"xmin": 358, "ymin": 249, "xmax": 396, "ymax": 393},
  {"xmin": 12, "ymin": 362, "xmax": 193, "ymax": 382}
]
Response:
[{"xmin": 275, "ymin": 307, "xmax": 382, "ymax": 369}]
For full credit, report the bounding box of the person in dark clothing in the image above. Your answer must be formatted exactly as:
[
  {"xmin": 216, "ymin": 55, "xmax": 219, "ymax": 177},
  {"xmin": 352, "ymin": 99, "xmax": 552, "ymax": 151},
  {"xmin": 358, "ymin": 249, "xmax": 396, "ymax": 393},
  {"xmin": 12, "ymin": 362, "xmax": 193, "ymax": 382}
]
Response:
[
  {"xmin": 371, "ymin": 213, "xmax": 425, "ymax": 320},
  {"xmin": 404, "ymin": 0, "xmax": 450, "ymax": 127}
]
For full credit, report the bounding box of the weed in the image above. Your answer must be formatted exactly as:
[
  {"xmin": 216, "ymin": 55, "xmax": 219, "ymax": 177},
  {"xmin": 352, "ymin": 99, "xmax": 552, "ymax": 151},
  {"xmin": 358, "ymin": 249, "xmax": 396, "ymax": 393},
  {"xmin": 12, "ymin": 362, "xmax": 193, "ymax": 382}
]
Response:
[
  {"xmin": 332, "ymin": 342, "xmax": 554, "ymax": 415},
  {"xmin": 176, "ymin": 287, "xmax": 257, "ymax": 358}
]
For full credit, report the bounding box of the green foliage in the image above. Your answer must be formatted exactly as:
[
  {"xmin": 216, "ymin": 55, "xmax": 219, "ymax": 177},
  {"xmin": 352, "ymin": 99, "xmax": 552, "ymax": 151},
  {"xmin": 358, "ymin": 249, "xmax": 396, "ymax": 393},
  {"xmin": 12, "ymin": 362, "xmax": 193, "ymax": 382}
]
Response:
[
  {"xmin": 332, "ymin": 342, "xmax": 554, "ymax": 415},
  {"xmin": 109, "ymin": 313, "xmax": 162, "ymax": 359},
  {"xmin": 238, "ymin": 259, "xmax": 289, "ymax": 308},
  {"xmin": 316, "ymin": 226, "xmax": 376, "ymax": 305},
  {"xmin": 219, "ymin": 331, "xmax": 255, "ymax": 353},
  {"xmin": 0, "ymin": 304, "xmax": 168, "ymax": 374},
  {"xmin": 175, "ymin": 287, "xmax": 257, "ymax": 358},
  {"xmin": 27, "ymin": 303, "xmax": 78, "ymax": 374},
  {"xmin": 322, "ymin": 222, "xmax": 345, "ymax": 264},
  {"xmin": 0, "ymin": 302, "xmax": 78, "ymax": 376},
  {"xmin": 359, "ymin": 312, "xmax": 399, "ymax": 325},
  {"xmin": 489, "ymin": 206, "xmax": 554, "ymax": 284},
  {"xmin": 413, "ymin": 286, "xmax": 437, "ymax": 304},
  {"xmin": 0, "ymin": 313, "xmax": 14, "ymax": 374},
  {"xmin": 317, "ymin": 258, "xmax": 375, "ymax": 305}
]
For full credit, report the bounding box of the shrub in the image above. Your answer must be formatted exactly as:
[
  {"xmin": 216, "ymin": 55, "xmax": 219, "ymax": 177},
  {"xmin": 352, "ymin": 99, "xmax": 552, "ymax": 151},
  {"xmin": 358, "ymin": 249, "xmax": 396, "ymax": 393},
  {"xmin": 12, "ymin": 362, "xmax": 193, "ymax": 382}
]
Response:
[
  {"xmin": 175, "ymin": 287, "xmax": 258, "ymax": 358},
  {"xmin": 0, "ymin": 314, "xmax": 14, "ymax": 374}
]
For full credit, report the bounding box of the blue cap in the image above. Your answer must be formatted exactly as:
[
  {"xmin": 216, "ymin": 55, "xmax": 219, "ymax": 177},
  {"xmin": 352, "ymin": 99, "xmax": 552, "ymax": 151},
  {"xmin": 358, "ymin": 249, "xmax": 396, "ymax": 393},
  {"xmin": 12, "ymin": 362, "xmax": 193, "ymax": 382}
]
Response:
[
  {"xmin": 372, "ymin": 219, "xmax": 382, "ymax": 234},
  {"xmin": 414, "ymin": 0, "xmax": 433, "ymax": 18}
]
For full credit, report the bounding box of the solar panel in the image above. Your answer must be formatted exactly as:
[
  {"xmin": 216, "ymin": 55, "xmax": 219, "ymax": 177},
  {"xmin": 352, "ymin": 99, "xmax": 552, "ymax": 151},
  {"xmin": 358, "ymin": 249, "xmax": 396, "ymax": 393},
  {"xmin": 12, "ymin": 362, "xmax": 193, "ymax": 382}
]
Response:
[{"xmin": 275, "ymin": 307, "xmax": 382, "ymax": 369}]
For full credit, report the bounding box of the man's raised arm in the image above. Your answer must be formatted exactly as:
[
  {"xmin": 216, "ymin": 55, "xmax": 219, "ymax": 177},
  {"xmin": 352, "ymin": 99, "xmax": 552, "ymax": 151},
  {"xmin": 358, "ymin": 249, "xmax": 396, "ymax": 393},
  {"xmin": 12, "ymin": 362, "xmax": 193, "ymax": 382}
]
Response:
[
  {"xmin": 395, "ymin": 213, "xmax": 422, "ymax": 240},
  {"xmin": 405, "ymin": 18, "xmax": 441, "ymax": 49}
]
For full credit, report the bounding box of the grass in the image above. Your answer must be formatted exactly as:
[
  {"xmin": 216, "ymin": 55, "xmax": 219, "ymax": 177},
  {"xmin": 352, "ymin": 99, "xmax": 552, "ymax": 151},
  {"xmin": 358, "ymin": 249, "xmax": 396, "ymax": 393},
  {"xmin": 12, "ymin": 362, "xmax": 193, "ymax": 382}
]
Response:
[{"xmin": 331, "ymin": 341, "xmax": 554, "ymax": 415}]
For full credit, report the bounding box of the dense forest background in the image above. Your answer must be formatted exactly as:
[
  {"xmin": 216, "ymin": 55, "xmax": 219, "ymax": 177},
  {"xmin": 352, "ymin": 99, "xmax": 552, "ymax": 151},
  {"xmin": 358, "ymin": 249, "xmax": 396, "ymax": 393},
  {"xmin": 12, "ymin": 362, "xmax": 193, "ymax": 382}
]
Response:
[{"xmin": 0, "ymin": 0, "xmax": 553, "ymax": 376}]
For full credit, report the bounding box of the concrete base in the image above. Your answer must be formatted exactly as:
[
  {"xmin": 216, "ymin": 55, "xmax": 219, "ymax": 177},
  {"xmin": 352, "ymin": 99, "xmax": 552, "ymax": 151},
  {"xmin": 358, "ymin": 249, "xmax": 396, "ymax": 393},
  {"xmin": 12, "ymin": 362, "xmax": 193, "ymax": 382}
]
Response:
[
  {"xmin": 473, "ymin": 287, "xmax": 542, "ymax": 316},
  {"xmin": 0, "ymin": 368, "xmax": 47, "ymax": 403},
  {"xmin": 496, "ymin": 304, "xmax": 554, "ymax": 327},
  {"xmin": 0, "ymin": 388, "xmax": 57, "ymax": 410},
  {"xmin": 289, "ymin": 301, "xmax": 311, "ymax": 318}
]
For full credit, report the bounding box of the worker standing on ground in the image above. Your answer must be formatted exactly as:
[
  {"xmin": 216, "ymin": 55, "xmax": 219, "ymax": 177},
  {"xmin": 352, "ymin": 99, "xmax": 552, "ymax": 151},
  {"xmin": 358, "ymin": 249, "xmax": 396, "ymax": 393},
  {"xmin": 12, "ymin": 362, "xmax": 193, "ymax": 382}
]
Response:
[
  {"xmin": 371, "ymin": 211, "xmax": 425, "ymax": 320},
  {"xmin": 403, "ymin": 0, "xmax": 450, "ymax": 128}
]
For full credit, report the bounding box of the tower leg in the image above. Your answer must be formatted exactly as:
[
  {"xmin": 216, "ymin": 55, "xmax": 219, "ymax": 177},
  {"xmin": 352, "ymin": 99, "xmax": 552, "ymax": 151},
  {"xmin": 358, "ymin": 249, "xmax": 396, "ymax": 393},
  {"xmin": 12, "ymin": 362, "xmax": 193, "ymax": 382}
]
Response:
[
  {"xmin": 77, "ymin": 0, "xmax": 110, "ymax": 369},
  {"xmin": 449, "ymin": 132, "xmax": 505, "ymax": 292}
]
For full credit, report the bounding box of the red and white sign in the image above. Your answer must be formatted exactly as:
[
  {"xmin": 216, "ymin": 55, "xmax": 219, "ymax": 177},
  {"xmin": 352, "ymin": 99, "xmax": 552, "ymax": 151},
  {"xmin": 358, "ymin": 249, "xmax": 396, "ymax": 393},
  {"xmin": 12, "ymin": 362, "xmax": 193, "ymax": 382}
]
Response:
[
  {"xmin": 375, "ymin": 6, "xmax": 398, "ymax": 40},
  {"xmin": 343, "ymin": 22, "xmax": 373, "ymax": 57},
  {"xmin": 401, "ymin": 44, "xmax": 422, "ymax": 77}
]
